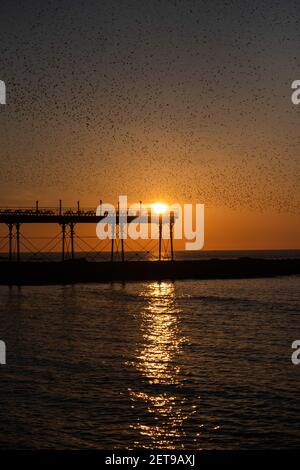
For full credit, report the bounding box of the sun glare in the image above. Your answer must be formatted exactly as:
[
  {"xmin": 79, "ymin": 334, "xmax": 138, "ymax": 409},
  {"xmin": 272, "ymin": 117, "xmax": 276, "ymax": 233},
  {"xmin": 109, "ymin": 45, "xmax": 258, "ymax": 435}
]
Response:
[{"xmin": 151, "ymin": 202, "xmax": 168, "ymax": 214}]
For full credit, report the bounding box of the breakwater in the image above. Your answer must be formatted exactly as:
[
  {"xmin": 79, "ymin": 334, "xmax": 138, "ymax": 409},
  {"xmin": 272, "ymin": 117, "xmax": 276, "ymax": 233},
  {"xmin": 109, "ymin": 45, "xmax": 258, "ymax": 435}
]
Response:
[{"xmin": 0, "ymin": 258, "xmax": 299, "ymax": 285}]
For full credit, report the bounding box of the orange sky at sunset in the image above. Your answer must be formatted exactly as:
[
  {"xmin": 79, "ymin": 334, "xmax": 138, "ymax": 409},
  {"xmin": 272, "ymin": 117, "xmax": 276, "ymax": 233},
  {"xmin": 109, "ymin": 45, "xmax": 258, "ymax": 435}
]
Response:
[{"xmin": 1, "ymin": 1, "xmax": 299, "ymax": 251}]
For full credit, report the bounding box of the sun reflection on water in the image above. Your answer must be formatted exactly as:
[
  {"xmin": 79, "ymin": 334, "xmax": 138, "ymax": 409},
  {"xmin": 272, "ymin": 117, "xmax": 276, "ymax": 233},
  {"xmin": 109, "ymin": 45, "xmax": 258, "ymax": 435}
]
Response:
[
  {"xmin": 136, "ymin": 282, "xmax": 184, "ymax": 385},
  {"xmin": 128, "ymin": 282, "xmax": 194, "ymax": 449}
]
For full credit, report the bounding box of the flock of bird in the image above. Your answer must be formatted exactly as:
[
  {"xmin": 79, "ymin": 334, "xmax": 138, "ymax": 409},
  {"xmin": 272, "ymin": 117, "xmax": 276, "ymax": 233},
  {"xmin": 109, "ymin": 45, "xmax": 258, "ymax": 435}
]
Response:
[{"xmin": 0, "ymin": 0, "xmax": 299, "ymax": 214}]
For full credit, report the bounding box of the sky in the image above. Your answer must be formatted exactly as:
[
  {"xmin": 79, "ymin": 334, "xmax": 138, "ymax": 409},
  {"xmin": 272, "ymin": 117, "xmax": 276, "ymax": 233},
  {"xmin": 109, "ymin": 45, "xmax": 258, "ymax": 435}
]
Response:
[{"xmin": 0, "ymin": 0, "xmax": 299, "ymax": 249}]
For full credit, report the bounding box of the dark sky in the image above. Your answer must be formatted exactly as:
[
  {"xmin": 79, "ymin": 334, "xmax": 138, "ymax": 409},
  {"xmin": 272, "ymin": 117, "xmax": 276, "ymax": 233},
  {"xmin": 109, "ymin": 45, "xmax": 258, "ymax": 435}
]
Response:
[{"xmin": 0, "ymin": 0, "xmax": 299, "ymax": 219}]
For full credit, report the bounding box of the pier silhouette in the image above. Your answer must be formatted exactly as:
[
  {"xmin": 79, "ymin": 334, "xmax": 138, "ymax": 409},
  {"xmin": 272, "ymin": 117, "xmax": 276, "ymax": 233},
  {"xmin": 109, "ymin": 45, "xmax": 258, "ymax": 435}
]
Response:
[
  {"xmin": 0, "ymin": 202, "xmax": 299, "ymax": 285},
  {"xmin": 0, "ymin": 201, "xmax": 176, "ymax": 262}
]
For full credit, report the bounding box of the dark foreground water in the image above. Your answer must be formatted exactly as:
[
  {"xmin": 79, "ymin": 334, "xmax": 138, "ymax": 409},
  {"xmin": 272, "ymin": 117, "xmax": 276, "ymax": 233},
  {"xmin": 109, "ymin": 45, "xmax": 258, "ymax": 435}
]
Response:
[{"xmin": 0, "ymin": 276, "xmax": 299, "ymax": 449}]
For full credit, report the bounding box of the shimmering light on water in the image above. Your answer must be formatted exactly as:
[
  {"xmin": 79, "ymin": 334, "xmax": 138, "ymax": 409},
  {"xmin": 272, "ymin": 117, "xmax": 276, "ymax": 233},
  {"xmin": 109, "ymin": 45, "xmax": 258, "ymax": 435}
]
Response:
[
  {"xmin": 128, "ymin": 282, "xmax": 190, "ymax": 448},
  {"xmin": 136, "ymin": 282, "xmax": 183, "ymax": 384},
  {"xmin": 0, "ymin": 276, "xmax": 299, "ymax": 449}
]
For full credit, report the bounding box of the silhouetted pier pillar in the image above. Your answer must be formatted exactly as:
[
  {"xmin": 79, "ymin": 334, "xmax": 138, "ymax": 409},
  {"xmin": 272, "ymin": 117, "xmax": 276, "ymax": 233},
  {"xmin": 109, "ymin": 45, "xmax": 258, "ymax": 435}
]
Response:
[
  {"xmin": 111, "ymin": 223, "xmax": 115, "ymax": 262},
  {"xmin": 16, "ymin": 223, "xmax": 20, "ymax": 261},
  {"xmin": 8, "ymin": 223, "xmax": 13, "ymax": 261},
  {"xmin": 70, "ymin": 223, "xmax": 75, "ymax": 260},
  {"xmin": 158, "ymin": 214, "xmax": 162, "ymax": 261},
  {"xmin": 121, "ymin": 239, "xmax": 124, "ymax": 263},
  {"xmin": 170, "ymin": 216, "xmax": 174, "ymax": 261},
  {"xmin": 61, "ymin": 223, "xmax": 66, "ymax": 261},
  {"xmin": 120, "ymin": 225, "xmax": 125, "ymax": 263}
]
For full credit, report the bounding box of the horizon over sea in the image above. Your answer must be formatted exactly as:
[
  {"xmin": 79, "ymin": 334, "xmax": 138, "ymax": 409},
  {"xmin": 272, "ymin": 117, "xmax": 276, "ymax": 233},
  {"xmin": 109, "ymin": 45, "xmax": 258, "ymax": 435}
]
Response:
[
  {"xmin": 0, "ymin": 249, "xmax": 299, "ymax": 263},
  {"xmin": 0, "ymin": 252, "xmax": 299, "ymax": 448}
]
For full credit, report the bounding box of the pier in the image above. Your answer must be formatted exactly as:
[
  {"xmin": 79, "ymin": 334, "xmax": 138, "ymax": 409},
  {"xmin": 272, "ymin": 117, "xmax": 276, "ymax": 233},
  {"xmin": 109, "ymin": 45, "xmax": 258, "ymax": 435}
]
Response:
[
  {"xmin": 0, "ymin": 201, "xmax": 176, "ymax": 262},
  {"xmin": 0, "ymin": 202, "xmax": 299, "ymax": 285}
]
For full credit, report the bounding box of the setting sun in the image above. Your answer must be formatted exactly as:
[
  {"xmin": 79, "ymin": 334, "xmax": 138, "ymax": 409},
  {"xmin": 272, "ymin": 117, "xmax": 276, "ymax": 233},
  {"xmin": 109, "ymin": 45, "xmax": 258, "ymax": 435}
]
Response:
[{"xmin": 151, "ymin": 202, "xmax": 168, "ymax": 214}]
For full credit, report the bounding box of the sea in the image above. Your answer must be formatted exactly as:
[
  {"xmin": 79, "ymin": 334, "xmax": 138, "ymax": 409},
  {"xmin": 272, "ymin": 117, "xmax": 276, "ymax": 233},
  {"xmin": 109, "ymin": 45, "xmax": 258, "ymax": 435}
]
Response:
[{"xmin": 0, "ymin": 250, "xmax": 299, "ymax": 449}]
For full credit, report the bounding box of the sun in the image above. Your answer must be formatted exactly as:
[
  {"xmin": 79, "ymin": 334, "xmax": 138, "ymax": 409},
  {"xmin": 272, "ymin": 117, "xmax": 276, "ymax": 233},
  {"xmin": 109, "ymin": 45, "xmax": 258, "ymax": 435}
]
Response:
[{"xmin": 151, "ymin": 202, "xmax": 168, "ymax": 214}]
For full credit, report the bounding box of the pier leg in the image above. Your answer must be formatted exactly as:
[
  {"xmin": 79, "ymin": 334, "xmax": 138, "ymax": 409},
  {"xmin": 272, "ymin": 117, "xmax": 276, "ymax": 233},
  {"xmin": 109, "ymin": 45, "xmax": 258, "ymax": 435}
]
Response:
[
  {"xmin": 119, "ymin": 221, "xmax": 125, "ymax": 263},
  {"xmin": 158, "ymin": 215, "xmax": 162, "ymax": 261},
  {"xmin": 70, "ymin": 223, "xmax": 75, "ymax": 260},
  {"xmin": 8, "ymin": 224, "xmax": 13, "ymax": 261},
  {"xmin": 61, "ymin": 223, "xmax": 66, "ymax": 261},
  {"xmin": 111, "ymin": 238, "xmax": 114, "ymax": 262},
  {"xmin": 121, "ymin": 238, "xmax": 124, "ymax": 263},
  {"xmin": 170, "ymin": 221, "xmax": 174, "ymax": 261},
  {"xmin": 111, "ymin": 223, "xmax": 115, "ymax": 262},
  {"xmin": 16, "ymin": 223, "xmax": 20, "ymax": 261}
]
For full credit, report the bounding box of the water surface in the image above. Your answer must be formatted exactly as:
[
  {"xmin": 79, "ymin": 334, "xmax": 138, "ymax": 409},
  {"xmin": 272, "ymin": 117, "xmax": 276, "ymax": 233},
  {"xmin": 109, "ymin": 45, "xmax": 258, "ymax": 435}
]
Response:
[{"xmin": 0, "ymin": 276, "xmax": 299, "ymax": 449}]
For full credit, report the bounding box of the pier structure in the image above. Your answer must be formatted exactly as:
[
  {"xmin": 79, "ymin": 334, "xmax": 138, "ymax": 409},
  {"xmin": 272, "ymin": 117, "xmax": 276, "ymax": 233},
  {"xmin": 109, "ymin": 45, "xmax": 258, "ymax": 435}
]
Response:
[{"xmin": 0, "ymin": 201, "xmax": 176, "ymax": 262}]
